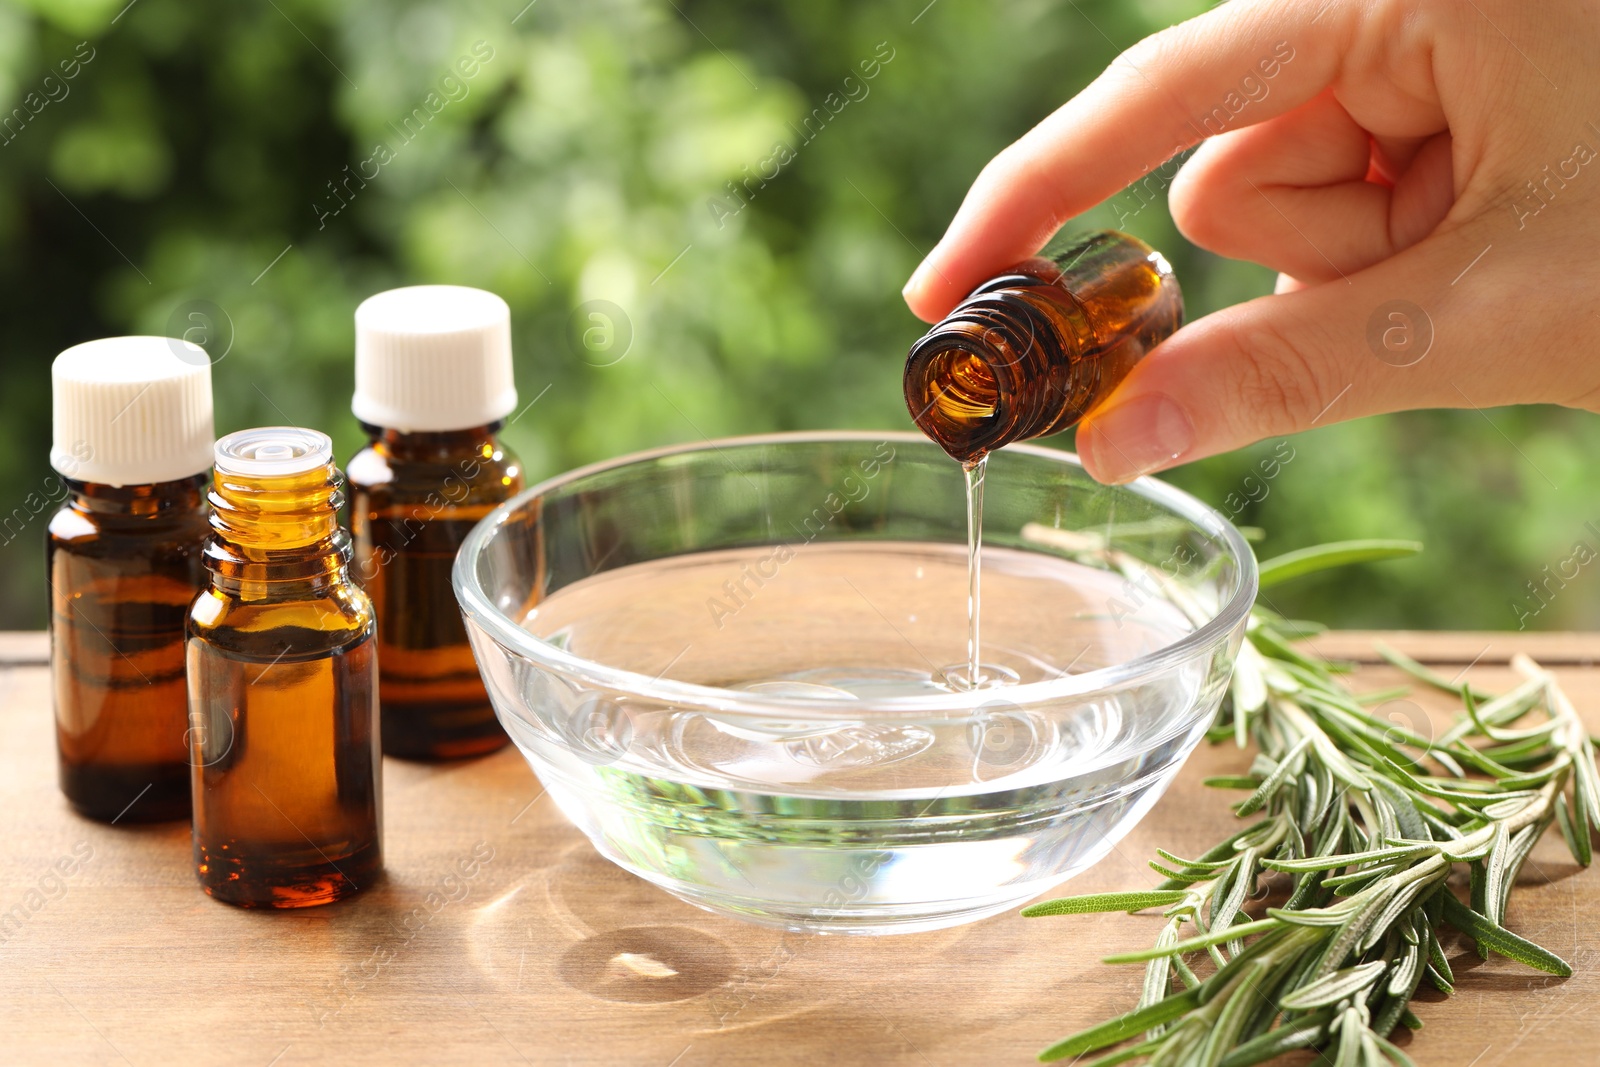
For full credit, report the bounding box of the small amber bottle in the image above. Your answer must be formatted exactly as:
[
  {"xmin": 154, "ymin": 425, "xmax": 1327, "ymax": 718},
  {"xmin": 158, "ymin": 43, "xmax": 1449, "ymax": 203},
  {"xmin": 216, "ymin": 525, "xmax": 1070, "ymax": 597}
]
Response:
[
  {"xmin": 188, "ymin": 427, "xmax": 382, "ymax": 908},
  {"xmin": 346, "ymin": 285, "xmax": 524, "ymax": 761},
  {"xmin": 904, "ymin": 230, "xmax": 1183, "ymax": 464},
  {"xmin": 48, "ymin": 337, "xmax": 215, "ymax": 823}
]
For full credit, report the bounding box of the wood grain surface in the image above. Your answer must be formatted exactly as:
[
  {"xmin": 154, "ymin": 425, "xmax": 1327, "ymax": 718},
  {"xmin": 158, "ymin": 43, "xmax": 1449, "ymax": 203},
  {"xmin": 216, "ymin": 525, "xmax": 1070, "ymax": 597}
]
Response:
[{"xmin": 2, "ymin": 632, "xmax": 1598, "ymax": 1066}]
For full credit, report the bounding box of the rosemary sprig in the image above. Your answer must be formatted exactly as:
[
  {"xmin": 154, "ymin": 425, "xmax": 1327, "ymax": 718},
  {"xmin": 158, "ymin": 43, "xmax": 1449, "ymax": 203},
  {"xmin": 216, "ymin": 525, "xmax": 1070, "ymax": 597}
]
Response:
[{"xmin": 1024, "ymin": 541, "xmax": 1598, "ymax": 1066}]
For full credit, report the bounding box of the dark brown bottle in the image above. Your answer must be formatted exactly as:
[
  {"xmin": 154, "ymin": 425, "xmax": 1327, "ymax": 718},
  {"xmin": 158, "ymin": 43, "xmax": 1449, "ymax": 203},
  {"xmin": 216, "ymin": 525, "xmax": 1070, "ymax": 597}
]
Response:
[
  {"xmin": 904, "ymin": 230, "xmax": 1183, "ymax": 465},
  {"xmin": 347, "ymin": 422, "xmax": 523, "ymax": 760},
  {"xmin": 48, "ymin": 337, "xmax": 216, "ymax": 824},
  {"xmin": 188, "ymin": 427, "xmax": 382, "ymax": 908},
  {"xmin": 347, "ymin": 285, "xmax": 524, "ymax": 761}
]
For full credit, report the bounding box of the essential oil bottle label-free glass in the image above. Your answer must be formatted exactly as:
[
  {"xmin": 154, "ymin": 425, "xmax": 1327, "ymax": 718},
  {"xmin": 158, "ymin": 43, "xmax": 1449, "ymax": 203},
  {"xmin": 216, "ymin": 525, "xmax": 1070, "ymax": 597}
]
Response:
[
  {"xmin": 346, "ymin": 285, "xmax": 524, "ymax": 761},
  {"xmin": 903, "ymin": 230, "xmax": 1182, "ymax": 466},
  {"xmin": 48, "ymin": 336, "xmax": 216, "ymax": 823},
  {"xmin": 187, "ymin": 427, "xmax": 381, "ymax": 908}
]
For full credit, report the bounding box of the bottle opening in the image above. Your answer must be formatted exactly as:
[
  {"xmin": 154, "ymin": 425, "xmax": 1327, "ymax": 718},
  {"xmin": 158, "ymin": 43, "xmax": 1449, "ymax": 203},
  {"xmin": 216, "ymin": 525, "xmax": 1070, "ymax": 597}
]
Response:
[
  {"xmin": 906, "ymin": 342, "xmax": 1004, "ymax": 462},
  {"xmin": 928, "ymin": 347, "xmax": 999, "ymax": 422},
  {"xmin": 215, "ymin": 427, "xmax": 334, "ymax": 477}
]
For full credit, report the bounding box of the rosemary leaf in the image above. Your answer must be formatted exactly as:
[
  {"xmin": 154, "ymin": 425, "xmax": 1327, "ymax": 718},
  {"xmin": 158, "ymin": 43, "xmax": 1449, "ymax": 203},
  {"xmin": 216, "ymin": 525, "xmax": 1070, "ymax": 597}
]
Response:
[
  {"xmin": 1216, "ymin": 1008, "xmax": 1335, "ymax": 1067},
  {"xmin": 1278, "ymin": 960, "xmax": 1386, "ymax": 1010},
  {"xmin": 1101, "ymin": 919, "xmax": 1281, "ymax": 964},
  {"xmin": 1262, "ymin": 844, "xmax": 1434, "ymax": 874},
  {"xmin": 1255, "ymin": 540, "xmax": 1422, "ymax": 589},
  {"xmin": 1021, "ymin": 890, "xmax": 1189, "ymax": 917},
  {"xmin": 1556, "ymin": 792, "xmax": 1592, "ymax": 867},
  {"xmin": 1440, "ymin": 895, "xmax": 1572, "ymax": 976},
  {"xmin": 1236, "ymin": 737, "xmax": 1313, "ymax": 817},
  {"xmin": 1204, "ymin": 776, "xmax": 1264, "ymax": 790},
  {"xmin": 1037, "ymin": 988, "xmax": 1203, "ymax": 1062},
  {"xmin": 1374, "ymin": 641, "xmax": 1494, "ymax": 702}
]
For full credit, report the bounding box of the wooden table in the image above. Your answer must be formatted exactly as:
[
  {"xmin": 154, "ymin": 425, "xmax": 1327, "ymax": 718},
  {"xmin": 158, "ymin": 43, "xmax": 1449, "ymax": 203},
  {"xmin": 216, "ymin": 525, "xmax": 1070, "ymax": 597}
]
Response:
[{"xmin": 3, "ymin": 630, "xmax": 1599, "ymax": 1065}]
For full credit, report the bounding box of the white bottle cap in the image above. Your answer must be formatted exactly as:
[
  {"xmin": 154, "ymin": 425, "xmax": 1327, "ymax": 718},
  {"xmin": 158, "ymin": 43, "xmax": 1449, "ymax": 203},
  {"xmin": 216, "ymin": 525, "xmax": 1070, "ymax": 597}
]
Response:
[
  {"xmin": 352, "ymin": 285, "xmax": 517, "ymax": 432},
  {"xmin": 214, "ymin": 427, "xmax": 333, "ymax": 477},
  {"xmin": 51, "ymin": 337, "xmax": 216, "ymax": 487}
]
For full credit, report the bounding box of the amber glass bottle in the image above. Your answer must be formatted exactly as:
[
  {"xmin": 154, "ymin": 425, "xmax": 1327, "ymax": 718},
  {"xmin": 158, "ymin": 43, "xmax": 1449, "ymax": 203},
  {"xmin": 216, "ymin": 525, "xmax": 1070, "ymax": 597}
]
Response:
[
  {"xmin": 48, "ymin": 337, "xmax": 215, "ymax": 824},
  {"xmin": 188, "ymin": 427, "xmax": 382, "ymax": 908},
  {"xmin": 347, "ymin": 423, "xmax": 522, "ymax": 759},
  {"xmin": 904, "ymin": 230, "xmax": 1183, "ymax": 465},
  {"xmin": 347, "ymin": 285, "xmax": 523, "ymax": 761}
]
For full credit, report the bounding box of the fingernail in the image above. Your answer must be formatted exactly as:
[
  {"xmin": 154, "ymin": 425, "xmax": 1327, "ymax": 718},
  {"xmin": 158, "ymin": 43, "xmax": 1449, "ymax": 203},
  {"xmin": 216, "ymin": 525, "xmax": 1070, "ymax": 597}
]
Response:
[
  {"xmin": 902, "ymin": 247, "xmax": 941, "ymax": 303},
  {"xmin": 1078, "ymin": 394, "xmax": 1195, "ymax": 484},
  {"xmin": 902, "ymin": 266, "xmax": 929, "ymax": 303}
]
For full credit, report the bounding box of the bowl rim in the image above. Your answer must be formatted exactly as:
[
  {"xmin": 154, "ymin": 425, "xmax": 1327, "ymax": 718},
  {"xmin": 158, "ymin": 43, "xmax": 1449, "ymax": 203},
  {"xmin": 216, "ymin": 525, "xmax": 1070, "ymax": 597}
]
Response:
[{"xmin": 453, "ymin": 430, "xmax": 1257, "ymax": 718}]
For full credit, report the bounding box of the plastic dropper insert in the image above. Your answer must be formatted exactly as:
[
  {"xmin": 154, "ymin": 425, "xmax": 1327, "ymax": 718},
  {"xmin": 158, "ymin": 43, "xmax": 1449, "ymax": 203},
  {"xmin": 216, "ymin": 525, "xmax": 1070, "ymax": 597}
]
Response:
[{"xmin": 187, "ymin": 426, "xmax": 383, "ymax": 908}]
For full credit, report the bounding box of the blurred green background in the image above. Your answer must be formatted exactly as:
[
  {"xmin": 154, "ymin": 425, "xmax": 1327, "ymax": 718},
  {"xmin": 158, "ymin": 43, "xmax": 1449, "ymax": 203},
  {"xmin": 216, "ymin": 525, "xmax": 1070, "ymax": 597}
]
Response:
[{"xmin": 0, "ymin": 0, "xmax": 1595, "ymax": 632}]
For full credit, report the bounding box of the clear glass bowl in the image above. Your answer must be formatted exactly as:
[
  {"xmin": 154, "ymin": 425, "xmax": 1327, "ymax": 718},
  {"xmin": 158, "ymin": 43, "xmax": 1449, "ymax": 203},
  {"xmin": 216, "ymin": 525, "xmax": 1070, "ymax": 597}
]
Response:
[{"xmin": 453, "ymin": 432, "xmax": 1256, "ymax": 934}]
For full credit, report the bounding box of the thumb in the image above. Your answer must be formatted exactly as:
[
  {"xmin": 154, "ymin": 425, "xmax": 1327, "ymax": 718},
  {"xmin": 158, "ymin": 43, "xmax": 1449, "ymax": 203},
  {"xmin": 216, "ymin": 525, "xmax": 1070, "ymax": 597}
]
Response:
[{"xmin": 1074, "ymin": 226, "xmax": 1572, "ymax": 484}]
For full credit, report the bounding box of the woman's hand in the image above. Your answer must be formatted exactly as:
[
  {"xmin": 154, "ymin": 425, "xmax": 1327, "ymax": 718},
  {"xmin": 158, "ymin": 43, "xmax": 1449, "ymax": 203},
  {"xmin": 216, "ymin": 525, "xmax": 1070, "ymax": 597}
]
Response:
[{"xmin": 902, "ymin": 0, "xmax": 1600, "ymax": 483}]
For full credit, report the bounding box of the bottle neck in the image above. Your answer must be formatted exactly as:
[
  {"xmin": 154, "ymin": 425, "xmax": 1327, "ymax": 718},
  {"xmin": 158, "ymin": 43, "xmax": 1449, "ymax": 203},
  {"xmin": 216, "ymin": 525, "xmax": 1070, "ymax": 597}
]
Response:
[
  {"xmin": 67, "ymin": 473, "xmax": 208, "ymax": 522},
  {"xmin": 359, "ymin": 420, "xmax": 504, "ymax": 465},
  {"xmin": 205, "ymin": 460, "xmax": 352, "ymax": 597}
]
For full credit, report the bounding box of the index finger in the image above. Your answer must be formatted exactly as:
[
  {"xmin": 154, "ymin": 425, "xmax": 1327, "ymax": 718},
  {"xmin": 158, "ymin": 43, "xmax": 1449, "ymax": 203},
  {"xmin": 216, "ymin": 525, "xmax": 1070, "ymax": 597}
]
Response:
[{"xmin": 901, "ymin": 0, "xmax": 1353, "ymax": 321}]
